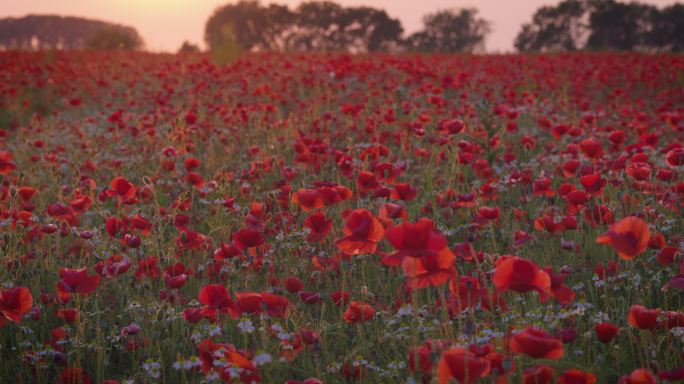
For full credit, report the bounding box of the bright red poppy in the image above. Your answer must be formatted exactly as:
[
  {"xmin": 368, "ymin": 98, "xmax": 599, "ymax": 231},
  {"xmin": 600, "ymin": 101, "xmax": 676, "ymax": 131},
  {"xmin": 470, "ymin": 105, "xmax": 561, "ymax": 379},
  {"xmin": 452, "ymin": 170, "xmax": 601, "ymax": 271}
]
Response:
[
  {"xmin": 334, "ymin": 209, "xmax": 384, "ymax": 255},
  {"xmin": 627, "ymin": 305, "xmax": 660, "ymax": 330},
  {"xmin": 596, "ymin": 216, "xmax": 651, "ymax": 260},
  {"xmin": 619, "ymin": 369, "xmax": 657, "ymax": 384},
  {"xmin": 493, "ymin": 256, "xmax": 551, "ymax": 295}
]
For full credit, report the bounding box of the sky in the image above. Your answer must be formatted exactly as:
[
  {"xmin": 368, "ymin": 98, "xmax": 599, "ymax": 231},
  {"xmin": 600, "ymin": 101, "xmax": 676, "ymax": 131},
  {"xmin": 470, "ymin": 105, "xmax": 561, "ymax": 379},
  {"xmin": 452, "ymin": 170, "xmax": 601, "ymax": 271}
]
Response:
[{"xmin": 0, "ymin": 0, "xmax": 677, "ymax": 52}]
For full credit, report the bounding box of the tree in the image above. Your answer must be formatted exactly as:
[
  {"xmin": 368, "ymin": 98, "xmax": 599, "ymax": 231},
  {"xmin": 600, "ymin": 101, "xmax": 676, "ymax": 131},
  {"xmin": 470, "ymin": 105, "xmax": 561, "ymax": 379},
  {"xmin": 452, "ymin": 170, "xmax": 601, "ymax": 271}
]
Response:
[
  {"xmin": 86, "ymin": 26, "xmax": 143, "ymax": 51},
  {"xmin": 0, "ymin": 15, "xmax": 143, "ymax": 51},
  {"xmin": 406, "ymin": 8, "xmax": 491, "ymax": 53},
  {"xmin": 647, "ymin": 4, "xmax": 684, "ymax": 52},
  {"xmin": 514, "ymin": 0, "xmax": 588, "ymax": 52},
  {"xmin": 516, "ymin": 0, "xmax": 684, "ymax": 53},
  {"xmin": 205, "ymin": 1, "xmax": 293, "ymax": 52},
  {"xmin": 205, "ymin": 0, "xmax": 403, "ymax": 53},
  {"xmin": 178, "ymin": 41, "xmax": 200, "ymax": 53},
  {"xmin": 586, "ymin": 0, "xmax": 657, "ymax": 51}
]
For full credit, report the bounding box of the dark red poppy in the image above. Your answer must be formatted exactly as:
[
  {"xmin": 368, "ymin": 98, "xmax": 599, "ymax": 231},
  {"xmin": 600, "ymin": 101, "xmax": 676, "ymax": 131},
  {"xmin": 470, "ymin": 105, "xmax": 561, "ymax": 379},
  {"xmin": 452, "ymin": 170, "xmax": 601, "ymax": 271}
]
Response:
[
  {"xmin": 343, "ymin": 301, "xmax": 376, "ymax": 323},
  {"xmin": 0, "ymin": 150, "xmax": 17, "ymax": 174},
  {"xmin": 596, "ymin": 216, "xmax": 650, "ymax": 260},
  {"xmin": 57, "ymin": 268, "xmax": 101, "ymax": 301},
  {"xmin": 557, "ymin": 369, "xmax": 597, "ymax": 384},
  {"xmin": 232, "ymin": 228, "xmax": 264, "ymax": 249},
  {"xmin": 524, "ymin": 365, "xmax": 554, "ymax": 384},
  {"xmin": 595, "ymin": 322, "xmax": 619, "ymax": 343},
  {"xmin": 437, "ymin": 347, "xmax": 491, "ymax": 384},
  {"xmin": 303, "ymin": 211, "xmax": 332, "ymax": 242},
  {"xmin": 0, "ymin": 286, "xmax": 33, "ymax": 326},
  {"xmin": 510, "ymin": 327, "xmax": 564, "ymax": 360},
  {"xmin": 60, "ymin": 367, "xmax": 92, "ymax": 384},
  {"xmin": 390, "ymin": 182, "xmax": 418, "ymax": 201}
]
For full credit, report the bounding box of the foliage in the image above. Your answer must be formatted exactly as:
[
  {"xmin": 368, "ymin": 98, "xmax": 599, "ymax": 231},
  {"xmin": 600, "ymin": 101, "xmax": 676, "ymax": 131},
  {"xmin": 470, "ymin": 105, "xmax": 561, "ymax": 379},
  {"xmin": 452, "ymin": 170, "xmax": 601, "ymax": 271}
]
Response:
[
  {"xmin": 0, "ymin": 15, "xmax": 144, "ymax": 51},
  {"xmin": 406, "ymin": 8, "xmax": 491, "ymax": 53}
]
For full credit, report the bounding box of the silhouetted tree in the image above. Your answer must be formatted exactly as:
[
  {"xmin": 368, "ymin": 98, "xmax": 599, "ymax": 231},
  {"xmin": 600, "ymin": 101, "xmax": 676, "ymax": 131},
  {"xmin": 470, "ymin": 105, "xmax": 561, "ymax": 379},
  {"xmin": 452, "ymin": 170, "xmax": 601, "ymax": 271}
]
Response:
[
  {"xmin": 205, "ymin": 1, "xmax": 293, "ymax": 52},
  {"xmin": 406, "ymin": 9, "xmax": 490, "ymax": 53},
  {"xmin": 516, "ymin": 0, "xmax": 684, "ymax": 53},
  {"xmin": 86, "ymin": 26, "xmax": 143, "ymax": 51},
  {"xmin": 586, "ymin": 0, "xmax": 657, "ymax": 51},
  {"xmin": 205, "ymin": 0, "xmax": 402, "ymax": 53},
  {"xmin": 514, "ymin": 0, "xmax": 588, "ymax": 52},
  {"xmin": 647, "ymin": 3, "xmax": 684, "ymax": 52},
  {"xmin": 178, "ymin": 41, "xmax": 200, "ymax": 53},
  {"xmin": 0, "ymin": 15, "xmax": 143, "ymax": 51}
]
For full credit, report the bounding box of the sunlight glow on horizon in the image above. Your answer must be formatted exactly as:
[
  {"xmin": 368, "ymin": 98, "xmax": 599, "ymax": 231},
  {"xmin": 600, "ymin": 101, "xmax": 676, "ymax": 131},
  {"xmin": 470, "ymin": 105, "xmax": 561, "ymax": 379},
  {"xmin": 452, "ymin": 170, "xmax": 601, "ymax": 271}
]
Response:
[{"xmin": 0, "ymin": 0, "xmax": 678, "ymax": 52}]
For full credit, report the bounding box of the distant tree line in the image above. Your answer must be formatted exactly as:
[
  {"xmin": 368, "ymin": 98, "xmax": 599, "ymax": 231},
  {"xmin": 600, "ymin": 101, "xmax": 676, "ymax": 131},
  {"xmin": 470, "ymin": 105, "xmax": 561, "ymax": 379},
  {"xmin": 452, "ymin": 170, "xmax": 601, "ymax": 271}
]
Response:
[
  {"xmin": 0, "ymin": 0, "xmax": 681, "ymax": 53},
  {"xmin": 515, "ymin": 0, "xmax": 684, "ymax": 52},
  {"xmin": 205, "ymin": 0, "xmax": 489, "ymax": 53},
  {"xmin": 0, "ymin": 15, "xmax": 144, "ymax": 51}
]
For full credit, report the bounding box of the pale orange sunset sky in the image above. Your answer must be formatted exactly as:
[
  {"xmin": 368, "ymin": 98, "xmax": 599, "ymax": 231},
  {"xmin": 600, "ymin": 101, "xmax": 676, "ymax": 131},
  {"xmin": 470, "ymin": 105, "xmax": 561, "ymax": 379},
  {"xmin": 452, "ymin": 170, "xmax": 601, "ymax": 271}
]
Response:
[{"xmin": 0, "ymin": 0, "xmax": 677, "ymax": 52}]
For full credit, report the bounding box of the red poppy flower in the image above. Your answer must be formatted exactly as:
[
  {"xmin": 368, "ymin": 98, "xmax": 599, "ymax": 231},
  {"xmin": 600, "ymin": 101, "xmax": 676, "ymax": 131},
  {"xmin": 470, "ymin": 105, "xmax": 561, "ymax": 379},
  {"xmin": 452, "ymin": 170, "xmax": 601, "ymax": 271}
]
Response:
[
  {"xmin": 303, "ymin": 211, "xmax": 332, "ymax": 242},
  {"xmin": 659, "ymin": 366, "xmax": 684, "ymax": 381},
  {"xmin": 343, "ymin": 301, "xmax": 376, "ymax": 323},
  {"xmin": 510, "ymin": 327, "xmax": 564, "ymax": 360},
  {"xmin": 666, "ymin": 147, "xmax": 684, "ymax": 167},
  {"xmin": 94, "ymin": 255, "xmax": 132, "ymax": 278},
  {"xmin": 57, "ymin": 268, "xmax": 101, "ymax": 301},
  {"xmin": 163, "ymin": 263, "xmax": 189, "ymax": 289},
  {"xmin": 524, "ymin": 365, "xmax": 554, "ymax": 384},
  {"xmin": 105, "ymin": 177, "xmax": 136, "ymax": 201},
  {"xmin": 627, "ymin": 305, "xmax": 660, "ymax": 330},
  {"xmin": 408, "ymin": 345, "xmax": 433, "ymax": 376},
  {"xmin": 493, "ymin": 256, "xmax": 550, "ymax": 295},
  {"xmin": 334, "ymin": 209, "xmax": 384, "ymax": 255},
  {"xmin": 234, "ymin": 292, "xmax": 263, "ymax": 314},
  {"xmin": 176, "ymin": 230, "xmax": 207, "ymax": 250},
  {"xmin": 232, "ymin": 228, "xmax": 264, "ymax": 249},
  {"xmin": 60, "ymin": 367, "xmax": 92, "ymax": 384},
  {"xmin": 437, "ymin": 347, "xmax": 491, "ymax": 384},
  {"xmin": 291, "ymin": 189, "xmax": 324, "ymax": 211},
  {"xmin": 478, "ymin": 206, "xmax": 500, "ymax": 221},
  {"xmin": 580, "ymin": 138, "xmax": 603, "ymax": 159},
  {"xmin": 557, "ymin": 369, "xmax": 597, "ymax": 384},
  {"xmin": 0, "ymin": 286, "xmax": 33, "ymax": 325},
  {"xmin": 390, "ymin": 182, "xmax": 418, "ymax": 201},
  {"xmin": 619, "ymin": 369, "xmax": 657, "ymax": 384},
  {"xmin": 0, "ymin": 150, "xmax": 17, "ymax": 174},
  {"xmin": 198, "ymin": 284, "xmax": 234, "ymax": 319},
  {"xmin": 596, "ymin": 216, "xmax": 650, "ymax": 260},
  {"xmin": 542, "ymin": 267, "xmax": 575, "ymax": 304},
  {"xmin": 595, "ymin": 322, "xmax": 619, "ymax": 343}
]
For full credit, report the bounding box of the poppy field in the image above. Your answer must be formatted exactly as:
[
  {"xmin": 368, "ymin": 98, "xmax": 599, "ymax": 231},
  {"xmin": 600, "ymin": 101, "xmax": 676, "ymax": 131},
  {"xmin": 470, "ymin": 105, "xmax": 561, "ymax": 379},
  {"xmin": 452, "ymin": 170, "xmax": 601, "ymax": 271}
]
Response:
[{"xmin": 1, "ymin": 51, "xmax": 684, "ymax": 384}]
